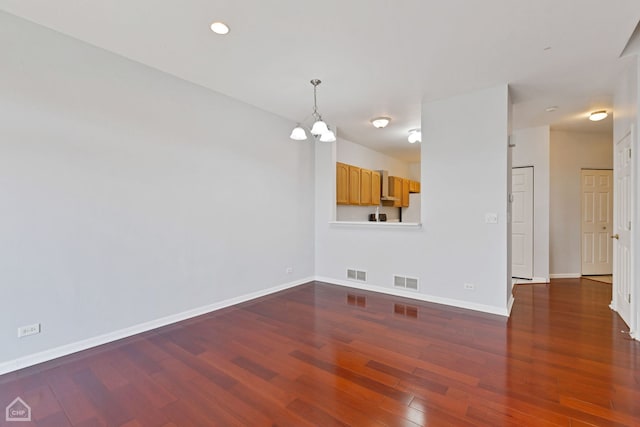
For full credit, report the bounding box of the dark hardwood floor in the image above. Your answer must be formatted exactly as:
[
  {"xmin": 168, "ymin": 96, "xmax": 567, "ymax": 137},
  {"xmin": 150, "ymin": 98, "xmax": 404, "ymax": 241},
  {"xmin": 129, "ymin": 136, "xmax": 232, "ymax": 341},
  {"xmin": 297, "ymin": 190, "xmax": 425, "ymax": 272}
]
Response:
[{"xmin": 1, "ymin": 279, "xmax": 639, "ymax": 426}]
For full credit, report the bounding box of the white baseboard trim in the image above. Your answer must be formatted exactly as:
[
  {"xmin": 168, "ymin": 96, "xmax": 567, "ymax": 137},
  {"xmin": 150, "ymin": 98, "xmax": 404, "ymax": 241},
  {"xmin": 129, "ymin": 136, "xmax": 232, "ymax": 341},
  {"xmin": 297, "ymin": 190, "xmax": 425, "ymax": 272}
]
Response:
[
  {"xmin": 507, "ymin": 295, "xmax": 515, "ymax": 316},
  {"xmin": 315, "ymin": 276, "xmax": 511, "ymax": 317},
  {"xmin": 513, "ymin": 277, "xmax": 550, "ymax": 284},
  {"xmin": 609, "ymin": 302, "xmax": 638, "ymax": 342},
  {"xmin": 549, "ymin": 273, "xmax": 581, "ymax": 279},
  {"xmin": 0, "ymin": 276, "xmax": 313, "ymax": 376}
]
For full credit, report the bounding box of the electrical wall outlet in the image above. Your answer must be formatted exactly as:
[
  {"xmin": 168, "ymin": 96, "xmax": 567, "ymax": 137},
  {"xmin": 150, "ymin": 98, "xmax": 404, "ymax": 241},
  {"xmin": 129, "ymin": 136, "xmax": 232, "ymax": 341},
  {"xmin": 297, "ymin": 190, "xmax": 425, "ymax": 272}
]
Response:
[
  {"xmin": 285, "ymin": 267, "xmax": 293, "ymax": 274},
  {"xmin": 464, "ymin": 283, "xmax": 475, "ymax": 291},
  {"xmin": 18, "ymin": 323, "xmax": 40, "ymax": 338}
]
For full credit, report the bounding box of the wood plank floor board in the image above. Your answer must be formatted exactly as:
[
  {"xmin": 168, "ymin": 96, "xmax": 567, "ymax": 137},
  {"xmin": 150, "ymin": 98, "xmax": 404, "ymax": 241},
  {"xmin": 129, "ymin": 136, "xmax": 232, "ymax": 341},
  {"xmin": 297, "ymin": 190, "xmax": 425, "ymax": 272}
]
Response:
[
  {"xmin": 110, "ymin": 383, "xmax": 171, "ymax": 427},
  {"xmin": 1, "ymin": 279, "xmax": 639, "ymax": 426},
  {"xmin": 70, "ymin": 368, "xmax": 132, "ymax": 427},
  {"xmin": 36, "ymin": 411, "xmax": 73, "ymax": 427},
  {"xmin": 55, "ymin": 391, "xmax": 107, "ymax": 426},
  {"xmin": 21, "ymin": 384, "xmax": 63, "ymax": 422},
  {"xmin": 286, "ymin": 398, "xmax": 351, "ymax": 427},
  {"xmin": 315, "ymin": 347, "xmax": 403, "ymax": 388},
  {"xmin": 276, "ymin": 374, "xmax": 397, "ymax": 427},
  {"xmin": 106, "ymin": 354, "xmax": 177, "ymax": 409},
  {"xmin": 289, "ymin": 349, "xmax": 415, "ymax": 404},
  {"xmin": 465, "ymin": 395, "xmax": 571, "ymax": 427},
  {"xmin": 152, "ymin": 371, "xmax": 245, "ymax": 427}
]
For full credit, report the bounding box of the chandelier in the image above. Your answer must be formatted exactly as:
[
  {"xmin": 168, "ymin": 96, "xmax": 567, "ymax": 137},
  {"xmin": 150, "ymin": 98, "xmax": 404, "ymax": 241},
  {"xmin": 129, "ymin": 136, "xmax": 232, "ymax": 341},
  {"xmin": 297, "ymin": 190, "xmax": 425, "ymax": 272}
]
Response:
[{"xmin": 290, "ymin": 79, "xmax": 336, "ymax": 142}]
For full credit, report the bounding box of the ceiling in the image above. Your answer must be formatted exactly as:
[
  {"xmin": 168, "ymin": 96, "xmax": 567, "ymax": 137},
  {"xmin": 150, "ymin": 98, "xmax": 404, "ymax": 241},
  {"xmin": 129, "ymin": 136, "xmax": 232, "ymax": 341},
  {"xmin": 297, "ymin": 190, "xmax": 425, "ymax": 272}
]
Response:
[{"xmin": 1, "ymin": 1, "xmax": 639, "ymax": 162}]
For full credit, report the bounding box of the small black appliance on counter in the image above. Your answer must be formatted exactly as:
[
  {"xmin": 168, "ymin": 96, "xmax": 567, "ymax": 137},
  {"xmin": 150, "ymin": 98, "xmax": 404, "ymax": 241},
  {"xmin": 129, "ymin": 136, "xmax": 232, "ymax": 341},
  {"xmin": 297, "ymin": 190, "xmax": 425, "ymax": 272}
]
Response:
[{"xmin": 368, "ymin": 213, "xmax": 387, "ymax": 222}]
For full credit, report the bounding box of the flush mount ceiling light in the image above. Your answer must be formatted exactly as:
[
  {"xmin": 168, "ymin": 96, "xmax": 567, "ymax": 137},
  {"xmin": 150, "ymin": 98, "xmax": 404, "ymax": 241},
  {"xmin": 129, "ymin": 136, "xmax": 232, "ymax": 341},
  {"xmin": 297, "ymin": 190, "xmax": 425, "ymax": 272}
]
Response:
[
  {"xmin": 408, "ymin": 128, "xmax": 422, "ymax": 144},
  {"xmin": 289, "ymin": 79, "xmax": 336, "ymax": 142},
  {"xmin": 545, "ymin": 106, "xmax": 558, "ymax": 112},
  {"xmin": 589, "ymin": 110, "xmax": 608, "ymax": 121},
  {"xmin": 370, "ymin": 117, "xmax": 391, "ymax": 129},
  {"xmin": 210, "ymin": 21, "xmax": 230, "ymax": 35}
]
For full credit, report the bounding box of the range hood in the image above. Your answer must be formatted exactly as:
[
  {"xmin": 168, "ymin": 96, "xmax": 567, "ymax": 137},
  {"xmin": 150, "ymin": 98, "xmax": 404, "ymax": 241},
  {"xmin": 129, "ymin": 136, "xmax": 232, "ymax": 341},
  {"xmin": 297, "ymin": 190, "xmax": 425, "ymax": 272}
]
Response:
[{"xmin": 378, "ymin": 170, "xmax": 399, "ymax": 201}]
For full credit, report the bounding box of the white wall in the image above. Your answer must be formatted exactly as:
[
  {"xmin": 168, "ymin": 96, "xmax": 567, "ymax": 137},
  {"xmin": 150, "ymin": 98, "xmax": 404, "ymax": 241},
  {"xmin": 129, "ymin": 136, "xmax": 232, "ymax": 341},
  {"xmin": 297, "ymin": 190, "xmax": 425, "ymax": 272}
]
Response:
[
  {"xmin": 408, "ymin": 163, "xmax": 421, "ymax": 181},
  {"xmin": 315, "ymin": 85, "xmax": 511, "ymax": 315},
  {"xmin": 0, "ymin": 12, "xmax": 315, "ymax": 370},
  {"xmin": 549, "ymin": 130, "xmax": 613, "ymax": 277},
  {"xmin": 337, "ymin": 138, "xmax": 410, "ymax": 176},
  {"xmin": 511, "ymin": 126, "xmax": 550, "ymax": 282},
  {"xmin": 336, "ymin": 138, "xmax": 411, "ymax": 222}
]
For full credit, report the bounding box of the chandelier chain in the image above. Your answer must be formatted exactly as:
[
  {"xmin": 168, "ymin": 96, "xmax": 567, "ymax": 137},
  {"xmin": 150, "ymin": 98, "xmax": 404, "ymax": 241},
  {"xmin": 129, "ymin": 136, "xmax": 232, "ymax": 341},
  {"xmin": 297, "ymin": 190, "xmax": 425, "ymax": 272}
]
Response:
[{"xmin": 311, "ymin": 79, "xmax": 321, "ymax": 119}]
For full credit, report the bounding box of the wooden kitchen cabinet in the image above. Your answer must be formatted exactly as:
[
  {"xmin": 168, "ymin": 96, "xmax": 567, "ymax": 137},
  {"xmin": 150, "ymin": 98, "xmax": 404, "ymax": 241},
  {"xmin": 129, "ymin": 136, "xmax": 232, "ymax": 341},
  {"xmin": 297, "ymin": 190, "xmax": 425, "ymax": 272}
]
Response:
[
  {"xmin": 335, "ymin": 162, "xmax": 384, "ymax": 206},
  {"xmin": 409, "ymin": 180, "xmax": 421, "ymax": 193},
  {"xmin": 360, "ymin": 169, "xmax": 372, "ymax": 205},
  {"xmin": 388, "ymin": 176, "xmax": 403, "ymax": 208},
  {"xmin": 371, "ymin": 171, "xmax": 381, "ymax": 205},
  {"xmin": 401, "ymin": 178, "xmax": 410, "ymax": 207},
  {"xmin": 336, "ymin": 162, "xmax": 349, "ymax": 205},
  {"xmin": 348, "ymin": 166, "xmax": 361, "ymax": 205}
]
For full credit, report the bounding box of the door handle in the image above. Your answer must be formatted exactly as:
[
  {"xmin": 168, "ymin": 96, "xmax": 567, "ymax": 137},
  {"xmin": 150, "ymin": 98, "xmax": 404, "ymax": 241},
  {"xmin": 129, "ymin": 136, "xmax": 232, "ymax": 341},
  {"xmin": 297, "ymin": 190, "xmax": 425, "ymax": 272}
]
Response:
[{"xmin": 611, "ymin": 234, "xmax": 620, "ymax": 240}]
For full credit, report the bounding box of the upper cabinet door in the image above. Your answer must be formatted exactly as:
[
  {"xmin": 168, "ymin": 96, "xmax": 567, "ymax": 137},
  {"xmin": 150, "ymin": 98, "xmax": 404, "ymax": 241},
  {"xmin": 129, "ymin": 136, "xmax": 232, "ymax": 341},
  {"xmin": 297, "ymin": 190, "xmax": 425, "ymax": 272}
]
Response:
[
  {"xmin": 371, "ymin": 171, "xmax": 381, "ymax": 205},
  {"xmin": 348, "ymin": 166, "xmax": 361, "ymax": 205},
  {"xmin": 360, "ymin": 169, "xmax": 372, "ymax": 205},
  {"xmin": 388, "ymin": 176, "xmax": 402, "ymax": 207},
  {"xmin": 336, "ymin": 162, "xmax": 349, "ymax": 205},
  {"xmin": 401, "ymin": 178, "xmax": 410, "ymax": 207}
]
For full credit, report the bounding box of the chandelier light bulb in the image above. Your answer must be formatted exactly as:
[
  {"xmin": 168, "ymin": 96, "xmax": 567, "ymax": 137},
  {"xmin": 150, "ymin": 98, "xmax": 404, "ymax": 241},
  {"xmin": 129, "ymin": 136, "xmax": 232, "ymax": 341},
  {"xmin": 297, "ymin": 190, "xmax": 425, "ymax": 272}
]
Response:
[
  {"xmin": 289, "ymin": 125, "xmax": 307, "ymax": 141},
  {"xmin": 319, "ymin": 129, "xmax": 336, "ymax": 142},
  {"xmin": 311, "ymin": 120, "xmax": 329, "ymax": 136}
]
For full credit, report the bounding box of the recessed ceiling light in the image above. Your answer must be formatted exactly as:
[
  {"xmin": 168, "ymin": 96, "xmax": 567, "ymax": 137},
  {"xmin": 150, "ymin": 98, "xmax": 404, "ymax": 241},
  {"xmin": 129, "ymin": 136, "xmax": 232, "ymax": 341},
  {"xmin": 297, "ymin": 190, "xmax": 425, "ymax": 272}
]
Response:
[
  {"xmin": 545, "ymin": 106, "xmax": 558, "ymax": 112},
  {"xmin": 210, "ymin": 21, "xmax": 230, "ymax": 35},
  {"xmin": 370, "ymin": 117, "xmax": 391, "ymax": 129},
  {"xmin": 589, "ymin": 110, "xmax": 608, "ymax": 121}
]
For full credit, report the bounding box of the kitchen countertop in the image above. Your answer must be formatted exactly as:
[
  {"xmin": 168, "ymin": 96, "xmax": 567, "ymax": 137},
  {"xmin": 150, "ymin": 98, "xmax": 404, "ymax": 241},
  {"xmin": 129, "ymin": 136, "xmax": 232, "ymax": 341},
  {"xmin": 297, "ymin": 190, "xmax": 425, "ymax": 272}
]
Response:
[{"xmin": 329, "ymin": 221, "xmax": 422, "ymax": 228}]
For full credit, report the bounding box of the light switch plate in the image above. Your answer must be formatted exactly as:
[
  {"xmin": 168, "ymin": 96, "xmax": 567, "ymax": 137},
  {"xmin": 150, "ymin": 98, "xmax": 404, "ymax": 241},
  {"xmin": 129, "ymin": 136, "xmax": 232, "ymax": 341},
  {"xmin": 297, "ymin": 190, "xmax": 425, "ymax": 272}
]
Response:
[{"xmin": 485, "ymin": 213, "xmax": 498, "ymax": 224}]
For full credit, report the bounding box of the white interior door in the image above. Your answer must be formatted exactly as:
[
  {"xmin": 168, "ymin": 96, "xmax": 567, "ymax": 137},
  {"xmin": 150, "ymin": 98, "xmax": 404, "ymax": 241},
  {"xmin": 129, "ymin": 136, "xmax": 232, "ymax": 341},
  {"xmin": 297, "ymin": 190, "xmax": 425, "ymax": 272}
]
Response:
[
  {"xmin": 581, "ymin": 169, "xmax": 613, "ymax": 275},
  {"xmin": 512, "ymin": 167, "xmax": 533, "ymax": 279},
  {"xmin": 613, "ymin": 131, "xmax": 632, "ymax": 326}
]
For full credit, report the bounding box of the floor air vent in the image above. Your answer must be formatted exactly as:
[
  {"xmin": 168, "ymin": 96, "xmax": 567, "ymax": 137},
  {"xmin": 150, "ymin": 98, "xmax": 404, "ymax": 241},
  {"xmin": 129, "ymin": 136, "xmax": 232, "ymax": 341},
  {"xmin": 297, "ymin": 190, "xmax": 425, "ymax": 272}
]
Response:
[
  {"xmin": 394, "ymin": 275, "xmax": 419, "ymax": 291},
  {"xmin": 347, "ymin": 268, "xmax": 367, "ymax": 283}
]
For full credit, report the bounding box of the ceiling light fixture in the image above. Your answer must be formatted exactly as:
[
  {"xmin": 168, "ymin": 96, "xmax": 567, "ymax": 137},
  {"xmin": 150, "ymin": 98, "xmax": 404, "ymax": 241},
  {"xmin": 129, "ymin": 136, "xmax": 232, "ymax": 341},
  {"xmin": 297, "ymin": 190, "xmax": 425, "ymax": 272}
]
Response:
[
  {"xmin": 545, "ymin": 106, "xmax": 558, "ymax": 112},
  {"xmin": 210, "ymin": 21, "xmax": 230, "ymax": 35},
  {"xmin": 408, "ymin": 128, "xmax": 422, "ymax": 144},
  {"xmin": 589, "ymin": 110, "xmax": 608, "ymax": 121},
  {"xmin": 289, "ymin": 79, "xmax": 336, "ymax": 142},
  {"xmin": 370, "ymin": 117, "xmax": 391, "ymax": 129}
]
